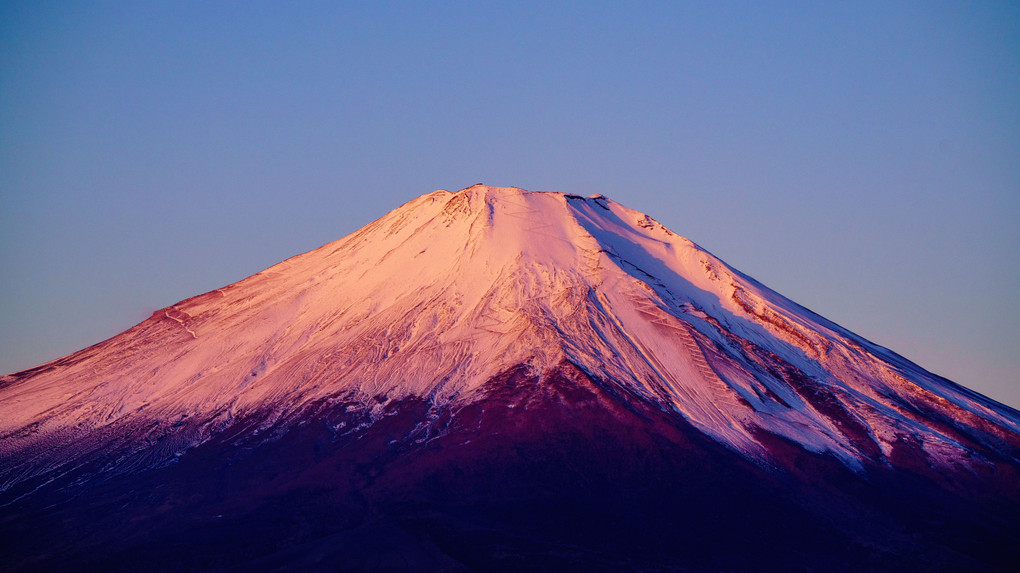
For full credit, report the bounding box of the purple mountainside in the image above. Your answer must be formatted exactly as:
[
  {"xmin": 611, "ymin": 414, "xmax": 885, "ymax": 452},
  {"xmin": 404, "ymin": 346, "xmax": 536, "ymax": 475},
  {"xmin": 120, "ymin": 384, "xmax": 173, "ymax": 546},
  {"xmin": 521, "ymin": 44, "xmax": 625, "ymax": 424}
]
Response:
[{"xmin": 2, "ymin": 185, "xmax": 1018, "ymax": 571}]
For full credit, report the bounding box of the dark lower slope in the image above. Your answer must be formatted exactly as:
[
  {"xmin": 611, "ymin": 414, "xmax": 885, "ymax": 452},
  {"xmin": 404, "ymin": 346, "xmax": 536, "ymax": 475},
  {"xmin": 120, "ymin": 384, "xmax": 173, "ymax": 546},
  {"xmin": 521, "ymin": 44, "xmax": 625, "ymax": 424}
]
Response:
[{"xmin": 2, "ymin": 363, "xmax": 1018, "ymax": 572}]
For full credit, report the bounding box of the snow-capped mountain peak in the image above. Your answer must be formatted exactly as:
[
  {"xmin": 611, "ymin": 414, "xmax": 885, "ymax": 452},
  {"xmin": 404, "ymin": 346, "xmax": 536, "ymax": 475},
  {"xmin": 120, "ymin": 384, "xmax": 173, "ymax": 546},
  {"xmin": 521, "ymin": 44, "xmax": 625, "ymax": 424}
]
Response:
[{"xmin": 2, "ymin": 185, "xmax": 1018, "ymax": 493}]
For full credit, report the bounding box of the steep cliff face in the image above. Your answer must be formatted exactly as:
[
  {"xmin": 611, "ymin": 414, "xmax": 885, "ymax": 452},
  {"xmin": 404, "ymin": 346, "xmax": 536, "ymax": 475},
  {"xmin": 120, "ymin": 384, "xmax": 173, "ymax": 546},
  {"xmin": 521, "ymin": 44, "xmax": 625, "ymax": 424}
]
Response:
[{"xmin": 2, "ymin": 185, "xmax": 1018, "ymax": 571}]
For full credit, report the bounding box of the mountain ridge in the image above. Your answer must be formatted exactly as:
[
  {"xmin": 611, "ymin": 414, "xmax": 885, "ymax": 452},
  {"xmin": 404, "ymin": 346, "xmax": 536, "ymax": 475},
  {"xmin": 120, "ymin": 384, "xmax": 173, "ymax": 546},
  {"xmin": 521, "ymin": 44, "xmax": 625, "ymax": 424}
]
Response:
[
  {"xmin": 3, "ymin": 185, "xmax": 1018, "ymax": 489},
  {"xmin": 2, "ymin": 184, "xmax": 1019, "ymax": 570}
]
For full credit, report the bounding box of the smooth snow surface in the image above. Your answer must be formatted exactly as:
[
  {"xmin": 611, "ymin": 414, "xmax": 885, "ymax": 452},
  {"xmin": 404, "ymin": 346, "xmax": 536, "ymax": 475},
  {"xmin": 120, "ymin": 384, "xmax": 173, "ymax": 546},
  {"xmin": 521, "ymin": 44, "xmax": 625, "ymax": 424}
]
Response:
[{"xmin": 2, "ymin": 185, "xmax": 1018, "ymax": 488}]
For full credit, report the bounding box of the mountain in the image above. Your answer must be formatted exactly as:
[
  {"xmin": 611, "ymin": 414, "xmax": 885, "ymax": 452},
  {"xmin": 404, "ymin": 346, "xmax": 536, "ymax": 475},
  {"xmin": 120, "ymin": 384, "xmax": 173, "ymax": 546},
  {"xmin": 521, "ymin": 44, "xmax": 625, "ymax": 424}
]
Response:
[{"xmin": 2, "ymin": 185, "xmax": 1018, "ymax": 571}]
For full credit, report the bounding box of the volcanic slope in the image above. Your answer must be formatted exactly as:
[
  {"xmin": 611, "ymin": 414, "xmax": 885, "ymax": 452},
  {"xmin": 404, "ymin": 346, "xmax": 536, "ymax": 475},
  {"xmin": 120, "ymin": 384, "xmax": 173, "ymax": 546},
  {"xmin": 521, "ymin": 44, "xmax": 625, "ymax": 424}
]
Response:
[{"xmin": 2, "ymin": 185, "xmax": 1019, "ymax": 571}]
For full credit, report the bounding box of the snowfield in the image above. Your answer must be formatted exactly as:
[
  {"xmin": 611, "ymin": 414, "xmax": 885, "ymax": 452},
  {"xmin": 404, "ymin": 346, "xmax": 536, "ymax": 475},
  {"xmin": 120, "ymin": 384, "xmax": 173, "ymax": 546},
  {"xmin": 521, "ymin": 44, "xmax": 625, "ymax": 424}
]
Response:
[{"xmin": 2, "ymin": 185, "xmax": 1018, "ymax": 491}]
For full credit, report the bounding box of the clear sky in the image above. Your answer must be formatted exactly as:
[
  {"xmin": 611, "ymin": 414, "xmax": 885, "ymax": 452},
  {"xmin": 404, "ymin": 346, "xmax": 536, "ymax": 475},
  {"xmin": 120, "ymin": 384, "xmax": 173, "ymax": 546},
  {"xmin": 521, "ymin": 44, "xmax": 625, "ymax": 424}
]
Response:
[{"xmin": 1, "ymin": 1, "xmax": 1018, "ymax": 409}]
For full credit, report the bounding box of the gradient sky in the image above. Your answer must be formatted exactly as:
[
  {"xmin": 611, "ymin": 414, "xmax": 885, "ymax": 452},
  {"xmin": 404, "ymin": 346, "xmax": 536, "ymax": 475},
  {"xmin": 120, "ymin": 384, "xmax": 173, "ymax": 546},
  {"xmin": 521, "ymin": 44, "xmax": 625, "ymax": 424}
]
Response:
[{"xmin": 1, "ymin": 1, "xmax": 1018, "ymax": 408}]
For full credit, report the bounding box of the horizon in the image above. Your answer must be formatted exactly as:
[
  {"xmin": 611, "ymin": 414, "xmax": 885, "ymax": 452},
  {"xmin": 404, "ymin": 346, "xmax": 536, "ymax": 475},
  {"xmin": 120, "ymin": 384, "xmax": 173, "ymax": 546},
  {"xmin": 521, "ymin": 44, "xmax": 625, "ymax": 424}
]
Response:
[{"xmin": 1, "ymin": 2, "xmax": 1017, "ymax": 409}]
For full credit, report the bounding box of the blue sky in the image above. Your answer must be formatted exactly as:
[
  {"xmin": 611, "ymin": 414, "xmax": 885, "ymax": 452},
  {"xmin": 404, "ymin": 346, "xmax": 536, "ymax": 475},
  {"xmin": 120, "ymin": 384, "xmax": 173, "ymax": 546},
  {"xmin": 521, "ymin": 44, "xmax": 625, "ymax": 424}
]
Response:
[{"xmin": 1, "ymin": 1, "xmax": 1018, "ymax": 408}]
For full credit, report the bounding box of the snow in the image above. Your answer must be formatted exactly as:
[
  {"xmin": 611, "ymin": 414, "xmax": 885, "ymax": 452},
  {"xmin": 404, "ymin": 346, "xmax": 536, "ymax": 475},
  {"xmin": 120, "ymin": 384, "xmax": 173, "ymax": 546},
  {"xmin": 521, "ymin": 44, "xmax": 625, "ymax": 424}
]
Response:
[{"xmin": 2, "ymin": 184, "xmax": 1018, "ymax": 489}]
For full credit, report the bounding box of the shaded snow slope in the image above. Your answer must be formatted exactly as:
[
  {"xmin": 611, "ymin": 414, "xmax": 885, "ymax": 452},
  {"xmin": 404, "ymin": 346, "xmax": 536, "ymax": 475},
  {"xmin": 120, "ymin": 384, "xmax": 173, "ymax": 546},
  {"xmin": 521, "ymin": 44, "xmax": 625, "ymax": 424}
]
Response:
[{"xmin": 2, "ymin": 185, "xmax": 1018, "ymax": 490}]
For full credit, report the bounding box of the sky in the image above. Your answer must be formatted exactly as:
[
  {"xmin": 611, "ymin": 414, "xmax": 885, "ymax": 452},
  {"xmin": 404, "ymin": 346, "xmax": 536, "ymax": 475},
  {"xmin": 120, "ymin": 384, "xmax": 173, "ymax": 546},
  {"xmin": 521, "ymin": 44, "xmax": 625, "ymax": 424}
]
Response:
[{"xmin": 1, "ymin": 1, "xmax": 1018, "ymax": 409}]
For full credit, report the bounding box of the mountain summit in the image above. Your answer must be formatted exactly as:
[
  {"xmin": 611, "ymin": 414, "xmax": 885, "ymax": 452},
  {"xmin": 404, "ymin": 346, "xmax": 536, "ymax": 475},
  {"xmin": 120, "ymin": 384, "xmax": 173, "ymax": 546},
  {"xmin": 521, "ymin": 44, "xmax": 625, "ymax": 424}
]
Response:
[{"xmin": 3, "ymin": 185, "xmax": 1019, "ymax": 571}]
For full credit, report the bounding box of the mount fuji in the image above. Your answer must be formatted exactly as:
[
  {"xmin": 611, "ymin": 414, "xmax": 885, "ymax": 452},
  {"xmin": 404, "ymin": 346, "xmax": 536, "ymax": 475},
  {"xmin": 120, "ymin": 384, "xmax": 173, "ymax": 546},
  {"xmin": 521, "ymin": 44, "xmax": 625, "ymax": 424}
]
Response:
[{"xmin": 2, "ymin": 185, "xmax": 1018, "ymax": 571}]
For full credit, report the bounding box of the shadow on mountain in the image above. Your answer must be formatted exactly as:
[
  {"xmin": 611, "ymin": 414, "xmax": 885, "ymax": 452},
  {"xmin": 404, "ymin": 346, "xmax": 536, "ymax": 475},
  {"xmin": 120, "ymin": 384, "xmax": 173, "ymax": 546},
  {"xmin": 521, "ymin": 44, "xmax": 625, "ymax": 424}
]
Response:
[{"xmin": 2, "ymin": 362, "xmax": 1018, "ymax": 572}]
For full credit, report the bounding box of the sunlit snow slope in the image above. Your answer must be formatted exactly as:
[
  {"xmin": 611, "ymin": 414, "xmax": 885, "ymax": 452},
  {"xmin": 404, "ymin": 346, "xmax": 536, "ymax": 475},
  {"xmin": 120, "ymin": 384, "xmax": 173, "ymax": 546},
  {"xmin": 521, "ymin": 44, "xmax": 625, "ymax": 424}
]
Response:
[{"xmin": 2, "ymin": 185, "xmax": 1018, "ymax": 490}]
